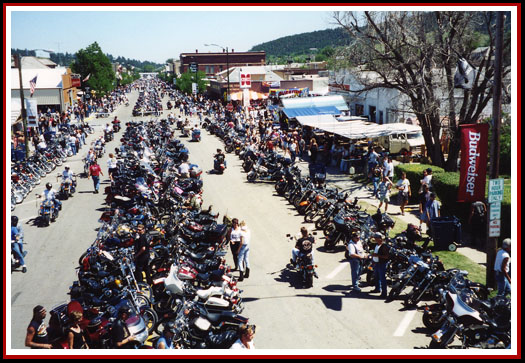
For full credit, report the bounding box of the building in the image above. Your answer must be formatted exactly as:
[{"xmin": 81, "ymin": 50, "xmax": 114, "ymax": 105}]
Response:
[
  {"xmin": 179, "ymin": 50, "xmax": 266, "ymax": 78},
  {"xmin": 11, "ymin": 66, "xmax": 78, "ymax": 114}
]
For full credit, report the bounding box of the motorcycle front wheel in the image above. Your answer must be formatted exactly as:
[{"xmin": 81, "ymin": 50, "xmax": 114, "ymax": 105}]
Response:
[{"xmin": 140, "ymin": 307, "xmax": 158, "ymax": 335}]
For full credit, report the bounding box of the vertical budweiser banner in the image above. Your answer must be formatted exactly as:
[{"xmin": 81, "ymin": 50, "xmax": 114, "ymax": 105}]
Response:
[{"xmin": 457, "ymin": 123, "xmax": 490, "ymax": 202}]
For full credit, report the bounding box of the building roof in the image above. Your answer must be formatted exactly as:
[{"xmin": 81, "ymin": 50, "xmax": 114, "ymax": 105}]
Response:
[
  {"xmin": 281, "ymin": 95, "xmax": 349, "ymax": 111},
  {"xmin": 20, "ymin": 56, "xmax": 57, "ymax": 69},
  {"xmin": 215, "ymin": 66, "xmax": 284, "ymax": 83},
  {"xmin": 11, "ymin": 67, "xmax": 67, "ymax": 89}
]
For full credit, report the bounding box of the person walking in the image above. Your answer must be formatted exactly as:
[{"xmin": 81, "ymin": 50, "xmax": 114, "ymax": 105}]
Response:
[
  {"xmin": 11, "ymin": 215, "xmax": 27, "ymax": 273},
  {"xmin": 309, "ymin": 138, "xmax": 319, "ymax": 163},
  {"xmin": 418, "ymin": 184, "xmax": 431, "ymax": 230},
  {"xmin": 237, "ymin": 221, "xmax": 251, "ymax": 281},
  {"xmin": 289, "ymin": 139, "xmax": 297, "ymax": 163},
  {"xmin": 370, "ymin": 232, "xmax": 389, "ymax": 299},
  {"xmin": 346, "ymin": 232, "xmax": 367, "ymax": 292},
  {"xmin": 377, "ymin": 176, "xmax": 393, "ymax": 213},
  {"xmin": 396, "ymin": 172, "xmax": 411, "ymax": 216},
  {"xmin": 88, "ymin": 159, "xmax": 104, "ymax": 193},
  {"xmin": 25, "ymin": 305, "xmax": 53, "ymax": 349},
  {"xmin": 107, "ymin": 153, "xmax": 118, "ymax": 182},
  {"xmin": 494, "ymin": 238, "xmax": 511, "ymax": 297}
]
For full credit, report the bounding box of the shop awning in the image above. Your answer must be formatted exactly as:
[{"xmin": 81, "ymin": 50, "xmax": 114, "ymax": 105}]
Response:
[
  {"xmin": 295, "ymin": 115, "xmax": 422, "ymax": 140},
  {"xmin": 281, "ymin": 95, "xmax": 349, "ymax": 111},
  {"xmin": 229, "ymin": 90, "xmax": 268, "ymax": 101},
  {"xmin": 282, "ymin": 106, "xmax": 340, "ymax": 118}
]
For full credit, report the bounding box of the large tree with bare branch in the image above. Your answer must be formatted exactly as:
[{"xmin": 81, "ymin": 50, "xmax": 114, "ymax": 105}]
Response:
[{"xmin": 333, "ymin": 11, "xmax": 510, "ymax": 171}]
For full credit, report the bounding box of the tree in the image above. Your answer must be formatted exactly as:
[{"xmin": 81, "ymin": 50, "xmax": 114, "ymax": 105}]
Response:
[
  {"xmin": 333, "ymin": 11, "xmax": 511, "ymax": 171},
  {"xmin": 70, "ymin": 42, "xmax": 115, "ymax": 96},
  {"xmin": 175, "ymin": 71, "xmax": 207, "ymax": 95}
]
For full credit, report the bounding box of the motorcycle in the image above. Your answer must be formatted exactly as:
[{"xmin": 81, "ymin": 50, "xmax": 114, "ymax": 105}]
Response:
[
  {"xmin": 191, "ymin": 129, "xmax": 201, "ymax": 142},
  {"xmin": 58, "ymin": 174, "xmax": 77, "ymax": 200},
  {"xmin": 213, "ymin": 154, "xmax": 226, "ymax": 174},
  {"xmin": 287, "ymin": 233, "xmax": 318, "ymax": 288},
  {"xmin": 37, "ymin": 196, "xmax": 59, "ymax": 226}
]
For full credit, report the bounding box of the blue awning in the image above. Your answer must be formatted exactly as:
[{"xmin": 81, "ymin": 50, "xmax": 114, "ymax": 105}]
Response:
[{"xmin": 282, "ymin": 106, "xmax": 341, "ymax": 118}]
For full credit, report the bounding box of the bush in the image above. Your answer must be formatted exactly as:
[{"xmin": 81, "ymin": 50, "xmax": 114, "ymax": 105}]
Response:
[{"xmin": 394, "ymin": 163, "xmax": 511, "ymax": 241}]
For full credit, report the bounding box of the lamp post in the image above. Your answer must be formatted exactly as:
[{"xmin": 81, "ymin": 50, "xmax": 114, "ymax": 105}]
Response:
[{"xmin": 204, "ymin": 43, "xmax": 230, "ymax": 103}]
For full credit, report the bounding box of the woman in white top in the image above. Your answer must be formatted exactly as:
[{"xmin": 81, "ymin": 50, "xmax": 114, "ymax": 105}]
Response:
[
  {"xmin": 228, "ymin": 218, "xmax": 243, "ymax": 272},
  {"xmin": 107, "ymin": 153, "xmax": 118, "ymax": 182},
  {"xmin": 237, "ymin": 221, "xmax": 251, "ymax": 281},
  {"xmin": 230, "ymin": 324, "xmax": 255, "ymax": 349}
]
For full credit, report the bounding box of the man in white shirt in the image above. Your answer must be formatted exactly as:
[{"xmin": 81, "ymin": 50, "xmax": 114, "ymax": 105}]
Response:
[
  {"xmin": 494, "ymin": 239, "xmax": 511, "ymax": 296},
  {"xmin": 178, "ymin": 161, "xmax": 190, "ymax": 178}
]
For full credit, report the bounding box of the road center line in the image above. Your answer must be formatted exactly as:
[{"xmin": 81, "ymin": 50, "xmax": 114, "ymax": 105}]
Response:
[
  {"xmin": 326, "ymin": 261, "xmax": 349, "ymax": 279},
  {"xmin": 393, "ymin": 309, "xmax": 417, "ymax": 337}
]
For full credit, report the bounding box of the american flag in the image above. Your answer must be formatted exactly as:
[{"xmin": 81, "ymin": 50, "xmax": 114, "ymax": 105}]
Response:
[{"xmin": 29, "ymin": 75, "xmax": 38, "ymax": 96}]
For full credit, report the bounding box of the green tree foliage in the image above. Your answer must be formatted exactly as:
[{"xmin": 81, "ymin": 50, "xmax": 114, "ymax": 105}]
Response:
[
  {"xmin": 175, "ymin": 71, "xmax": 207, "ymax": 95},
  {"xmin": 70, "ymin": 42, "xmax": 115, "ymax": 96},
  {"xmin": 250, "ymin": 28, "xmax": 351, "ymax": 60}
]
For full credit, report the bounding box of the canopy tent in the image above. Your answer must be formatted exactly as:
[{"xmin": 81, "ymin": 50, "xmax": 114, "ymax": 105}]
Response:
[
  {"xmin": 282, "ymin": 106, "xmax": 340, "ymax": 118},
  {"xmin": 295, "ymin": 115, "xmax": 423, "ymax": 140},
  {"xmin": 229, "ymin": 90, "xmax": 268, "ymax": 101},
  {"xmin": 281, "ymin": 95, "xmax": 349, "ymax": 111}
]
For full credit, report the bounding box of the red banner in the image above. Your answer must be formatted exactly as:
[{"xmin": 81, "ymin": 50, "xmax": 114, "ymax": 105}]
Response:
[{"xmin": 457, "ymin": 123, "xmax": 489, "ymax": 202}]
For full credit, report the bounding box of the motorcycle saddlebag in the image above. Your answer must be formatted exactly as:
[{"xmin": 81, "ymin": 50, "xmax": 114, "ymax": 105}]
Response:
[{"xmin": 204, "ymin": 224, "xmax": 228, "ymax": 243}]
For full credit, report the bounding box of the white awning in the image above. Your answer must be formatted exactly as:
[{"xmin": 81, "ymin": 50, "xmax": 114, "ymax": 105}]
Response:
[{"xmin": 295, "ymin": 115, "xmax": 422, "ymax": 140}]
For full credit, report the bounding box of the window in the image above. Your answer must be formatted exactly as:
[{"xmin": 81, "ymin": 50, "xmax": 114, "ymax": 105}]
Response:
[
  {"xmin": 369, "ymin": 105, "xmax": 376, "ymax": 123},
  {"xmin": 355, "ymin": 104, "xmax": 364, "ymax": 116}
]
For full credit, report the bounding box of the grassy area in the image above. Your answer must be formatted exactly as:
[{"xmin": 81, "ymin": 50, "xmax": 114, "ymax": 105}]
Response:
[{"xmin": 357, "ymin": 200, "xmax": 487, "ymax": 286}]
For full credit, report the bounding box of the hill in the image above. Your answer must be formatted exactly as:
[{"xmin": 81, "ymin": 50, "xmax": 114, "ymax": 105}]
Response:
[{"xmin": 249, "ymin": 27, "xmax": 351, "ymax": 59}]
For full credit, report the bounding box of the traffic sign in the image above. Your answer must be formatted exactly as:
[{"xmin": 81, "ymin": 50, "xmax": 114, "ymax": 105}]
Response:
[
  {"xmin": 489, "ymin": 202, "xmax": 501, "ymax": 221},
  {"xmin": 190, "ymin": 62, "xmax": 198, "ymax": 73},
  {"xmin": 488, "ymin": 178, "xmax": 504, "ymax": 203},
  {"xmin": 489, "ymin": 219, "xmax": 501, "ymax": 237}
]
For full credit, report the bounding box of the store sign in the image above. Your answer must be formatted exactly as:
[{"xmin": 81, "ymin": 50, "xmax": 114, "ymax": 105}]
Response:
[
  {"xmin": 240, "ymin": 73, "xmax": 251, "ymax": 88},
  {"xmin": 457, "ymin": 123, "xmax": 489, "ymax": 202},
  {"xmin": 25, "ymin": 98, "xmax": 38, "ymax": 127},
  {"xmin": 71, "ymin": 74, "xmax": 81, "ymax": 87}
]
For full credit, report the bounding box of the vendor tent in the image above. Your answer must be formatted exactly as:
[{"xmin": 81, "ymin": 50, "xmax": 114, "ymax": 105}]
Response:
[
  {"xmin": 229, "ymin": 90, "xmax": 268, "ymax": 101},
  {"xmin": 282, "ymin": 106, "xmax": 340, "ymax": 118},
  {"xmin": 295, "ymin": 115, "xmax": 422, "ymax": 140},
  {"xmin": 281, "ymin": 95, "xmax": 349, "ymax": 111}
]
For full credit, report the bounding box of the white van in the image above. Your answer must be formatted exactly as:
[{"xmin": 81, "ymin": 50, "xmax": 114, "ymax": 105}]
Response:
[{"xmin": 378, "ymin": 130, "xmax": 425, "ymax": 155}]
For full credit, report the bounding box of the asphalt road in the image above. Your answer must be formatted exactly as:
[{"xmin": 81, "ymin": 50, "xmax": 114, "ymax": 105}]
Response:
[{"xmin": 8, "ymin": 89, "xmax": 433, "ymax": 352}]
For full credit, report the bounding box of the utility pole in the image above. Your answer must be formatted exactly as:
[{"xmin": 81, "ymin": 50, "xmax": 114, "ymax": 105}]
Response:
[
  {"xmin": 16, "ymin": 53, "xmax": 30, "ymax": 157},
  {"xmin": 486, "ymin": 11, "xmax": 505, "ymax": 288}
]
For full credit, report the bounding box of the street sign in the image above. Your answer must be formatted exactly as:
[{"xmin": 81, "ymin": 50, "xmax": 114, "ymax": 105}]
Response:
[
  {"xmin": 488, "ymin": 178, "xmax": 504, "ymax": 203},
  {"xmin": 489, "ymin": 219, "xmax": 501, "ymax": 237},
  {"xmin": 190, "ymin": 62, "xmax": 198, "ymax": 73},
  {"xmin": 192, "ymin": 83, "xmax": 197, "ymax": 95},
  {"xmin": 489, "ymin": 202, "xmax": 501, "ymax": 220}
]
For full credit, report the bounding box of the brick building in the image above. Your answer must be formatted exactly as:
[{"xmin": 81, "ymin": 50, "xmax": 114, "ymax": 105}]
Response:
[{"xmin": 179, "ymin": 49, "xmax": 266, "ymax": 78}]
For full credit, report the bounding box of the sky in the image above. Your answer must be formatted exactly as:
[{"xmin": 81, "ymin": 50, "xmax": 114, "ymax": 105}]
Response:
[{"xmin": 9, "ymin": 6, "xmax": 340, "ymax": 64}]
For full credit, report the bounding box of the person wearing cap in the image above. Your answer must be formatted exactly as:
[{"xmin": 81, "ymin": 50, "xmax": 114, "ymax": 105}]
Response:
[
  {"xmin": 156, "ymin": 322, "xmax": 176, "ymax": 349},
  {"xmin": 62, "ymin": 165, "xmax": 76, "ymax": 193},
  {"xmin": 346, "ymin": 232, "xmax": 368, "ymax": 292},
  {"xmin": 112, "ymin": 307, "xmax": 137, "ymax": 348},
  {"xmin": 494, "ymin": 239, "xmax": 511, "ymax": 297},
  {"xmin": 25, "ymin": 305, "xmax": 52, "ymax": 349},
  {"xmin": 370, "ymin": 232, "xmax": 389, "ymax": 299}
]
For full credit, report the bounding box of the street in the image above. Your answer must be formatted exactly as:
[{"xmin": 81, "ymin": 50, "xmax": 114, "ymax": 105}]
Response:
[{"xmin": 8, "ymin": 89, "xmax": 434, "ymax": 351}]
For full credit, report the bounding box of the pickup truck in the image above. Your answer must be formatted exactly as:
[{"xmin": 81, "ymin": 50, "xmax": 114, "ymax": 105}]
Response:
[{"xmin": 377, "ymin": 131, "xmax": 425, "ymax": 155}]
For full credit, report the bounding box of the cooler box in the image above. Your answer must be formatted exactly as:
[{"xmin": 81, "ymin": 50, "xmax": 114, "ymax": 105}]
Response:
[{"xmin": 430, "ymin": 216, "xmax": 462, "ymax": 250}]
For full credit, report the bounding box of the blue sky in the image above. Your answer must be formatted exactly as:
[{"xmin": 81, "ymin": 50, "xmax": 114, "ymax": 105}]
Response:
[{"xmin": 10, "ymin": 8, "xmax": 338, "ymax": 64}]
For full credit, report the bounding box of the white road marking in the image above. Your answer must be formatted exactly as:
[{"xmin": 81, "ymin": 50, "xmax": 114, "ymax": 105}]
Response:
[
  {"xmin": 326, "ymin": 261, "xmax": 349, "ymax": 279},
  {"xmin": 393, "ymin": 309, "xmax": 418, "ymax": 337}
]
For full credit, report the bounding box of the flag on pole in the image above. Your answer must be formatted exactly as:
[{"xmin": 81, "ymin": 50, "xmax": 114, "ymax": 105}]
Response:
[
  {"xmin": 29, "ymin": 75, "xmax": 38, "ymax": 96},
  {"xmin": 82, "ymin": 73, "xmax": 91, "ymax": 82}
]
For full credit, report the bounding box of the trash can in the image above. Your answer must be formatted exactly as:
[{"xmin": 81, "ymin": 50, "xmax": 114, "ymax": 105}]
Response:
[{"xmin": 430, "ymin": 216, "xmax": 462, "ymax": 251}]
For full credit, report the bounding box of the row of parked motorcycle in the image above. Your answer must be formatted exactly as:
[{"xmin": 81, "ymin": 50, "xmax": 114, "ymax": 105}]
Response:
[
  {"xmin": 202, "ymin": 113, "xmax": 511, "ymax": 349},
  {"xmin": 11, "ymin": 123, "xmax": 95, "ymax": 213},
  {"xmin": 46, "ymin": 118, "xmax": 251, "ymax": 349}
]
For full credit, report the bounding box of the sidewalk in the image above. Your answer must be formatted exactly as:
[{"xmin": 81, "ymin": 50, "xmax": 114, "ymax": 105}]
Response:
[{"xmin": 291, "ymin": 154, "xmax": 487, "ymax": 266}]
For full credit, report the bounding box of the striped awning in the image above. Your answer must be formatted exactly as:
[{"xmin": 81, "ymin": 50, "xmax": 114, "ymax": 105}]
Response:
[{"xmin": 230, "ymin": 90, "xmax": 268, "ymax": 101}]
